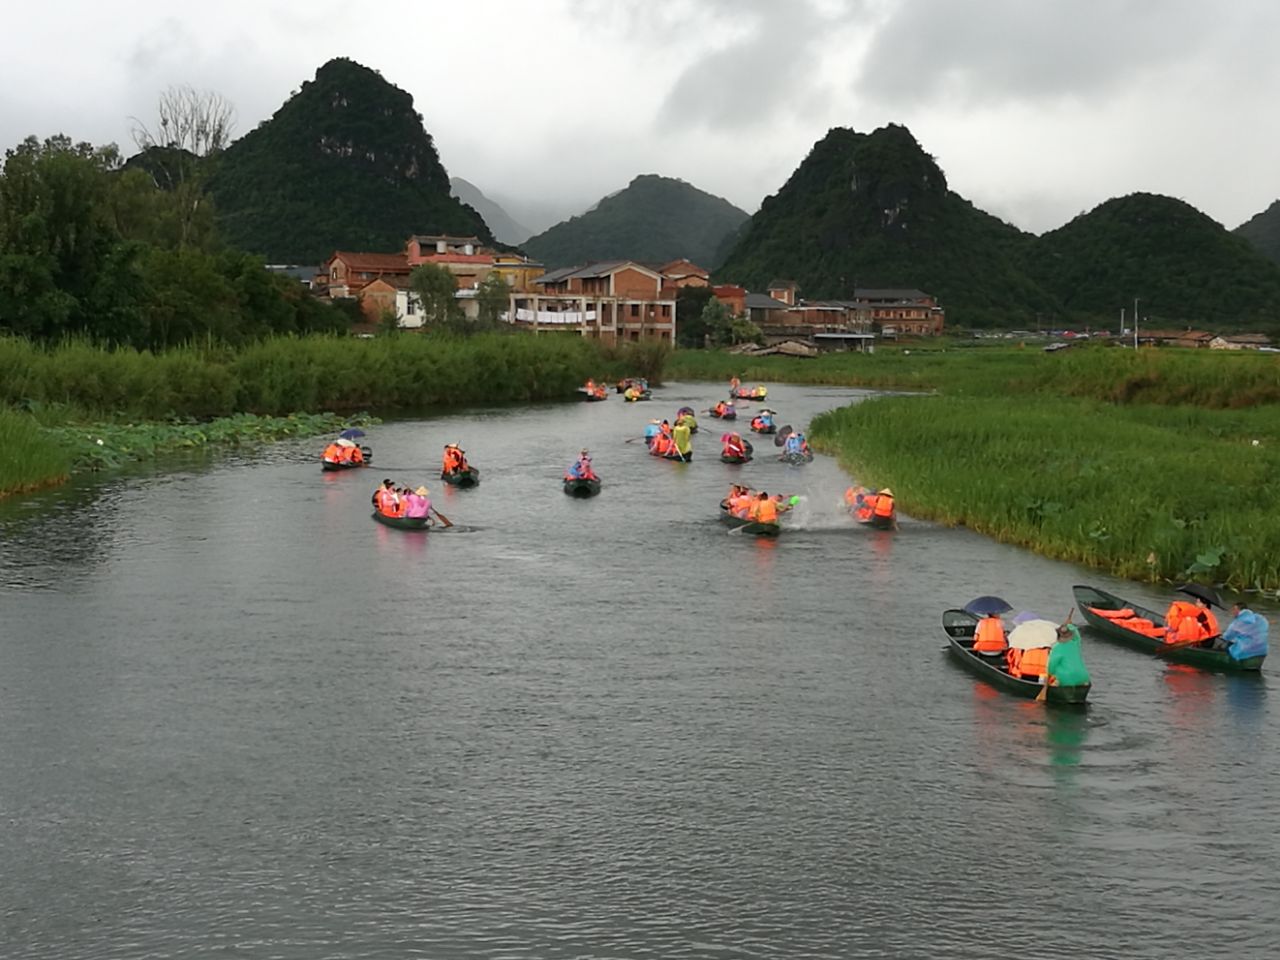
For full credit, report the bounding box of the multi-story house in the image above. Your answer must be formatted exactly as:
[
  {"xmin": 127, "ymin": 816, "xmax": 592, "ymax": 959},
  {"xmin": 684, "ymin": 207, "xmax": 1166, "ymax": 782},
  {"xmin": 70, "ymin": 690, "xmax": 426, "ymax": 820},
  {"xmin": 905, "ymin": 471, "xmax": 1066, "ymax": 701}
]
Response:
[{"xmin": 511, "ymin": 261, "xmax": 676, "ymax": 344}]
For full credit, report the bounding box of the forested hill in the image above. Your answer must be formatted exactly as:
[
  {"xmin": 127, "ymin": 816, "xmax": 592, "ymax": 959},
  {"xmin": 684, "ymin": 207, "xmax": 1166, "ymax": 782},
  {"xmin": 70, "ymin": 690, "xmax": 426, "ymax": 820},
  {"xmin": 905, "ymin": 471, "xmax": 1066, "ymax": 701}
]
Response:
[
  {"xmin": 714, "ymin": 124, "xmax": 1055, "ymax": 326},
  {"xmin": 209, "ymin": 58, "xmax": 492, "ymax": 263},
  {"xmin": 522, "ymin": 175, "xmax": 749, "ymax": 270},
  {"xmin": 450, "ymin": 177, "xmax": 532, "ymax": 245},
  {"xmin": 1234, "ymin": 199, "xmax": 1280, "ymax": 267},
  {"xmin": 1030, "ymin": 193, "xmax": 1280, "ymax": 327}
]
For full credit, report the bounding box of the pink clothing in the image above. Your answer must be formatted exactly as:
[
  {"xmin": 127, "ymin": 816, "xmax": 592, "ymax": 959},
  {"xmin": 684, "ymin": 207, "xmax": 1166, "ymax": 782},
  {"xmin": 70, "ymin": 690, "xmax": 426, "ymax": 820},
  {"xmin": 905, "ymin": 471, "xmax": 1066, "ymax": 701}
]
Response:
[{"xmin": 404, "ymin": 493, "xmax": 431, "ymax": 519}]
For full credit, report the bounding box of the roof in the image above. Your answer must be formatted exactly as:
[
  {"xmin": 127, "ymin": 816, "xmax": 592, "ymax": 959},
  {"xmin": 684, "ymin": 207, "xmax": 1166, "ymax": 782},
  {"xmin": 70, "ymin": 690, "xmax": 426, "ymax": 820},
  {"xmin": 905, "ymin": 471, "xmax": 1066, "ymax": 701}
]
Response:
[
  {"xmin": 711, "ymin": 284, "xmax": 746, "ymax": 295},
  {"xmin": 533, "ymin": 260, "xmax": 662, "ymax": 283},
  {"xmin": 659, "ymin": 258, "xmax": 710, "ymax": 278},
  {"xmin": 746, "ymin": 292, "xmax": 792, "ymax": 310},
  {"xmin": 767, "ymin": 278, "xmax": 798, "ymax": 289},
  {"xmin": 852, "ymin": 287, "xmax": 932, "ymax": 301},
  {"xmin": 533, "ymin": 266, "xmax": 580, "ymax": 285},
  {"xmin": 409, "ymin": 234, "xmax": 481, "ymax": 245},
  {"xmin": 1214, "ymin": 333, "xmax": 1272, "ymax": 343},
  {"xmin": 362, "ymin": 275, "xmax": 413, "ymax": 291},
  {"xmin": 1141, "ymin": 329, "xmax": 1213, "ymax": 340},
  {"xmin": 328, "ymin": 251, "xmax": 411, "ymax": 272}
]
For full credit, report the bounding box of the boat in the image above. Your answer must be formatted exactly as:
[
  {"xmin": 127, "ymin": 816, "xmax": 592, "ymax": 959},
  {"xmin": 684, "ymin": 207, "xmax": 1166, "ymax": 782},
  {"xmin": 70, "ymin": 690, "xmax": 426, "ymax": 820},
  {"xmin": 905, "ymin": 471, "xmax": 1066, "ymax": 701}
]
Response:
[
  {"xmin": 371, "ymin": 511, "xmax": 432, "ymax": 531},
  {"xmin": 857, "ymin": 512, "xmax": 895, "ymax": 529},
  {"xmin": 662, "ymin": 451, "xmax": 692, "ymax": 462},
  {"xmin": 322, "ymin": 444, "xmax": 373, "ymax": 471},
  {"xmin": 719, "ymin": 437, "xmax": 754, "ymax": 464},
  {"xmin": 709, "ymin": 408, "xmax": 737, "ymax": 421},
  {"xmin": 441, "ymin": 466, "xmax": 481, "ymax": 488},
  {"xmin": 563, "ymin": 477, "xmax": 602, "ymax": 497},
  {"xmin": 1072, "ymin": 584, "xmax": 1264, "ymax": 671},
  {"xmin": 779, "ymin": 450, "xmax": 814, "ymax": 465},
  {"xmin": 718, "ymin": 501, "xmax": 780, "ymax": 537},
  {"xmin": 749, "ymin": 420, "xmax": 776, "ymax": 434},
  {"xmin": 732, "ymin": 386, "xmax": 768, "ymax": 400},
  {"xmin": 942, "ymin": 609, "xmax": 1091, "ymax": 704},
  {"xmin": 623, "ymin": 389, "xmax": 652, "ymax": 402}
]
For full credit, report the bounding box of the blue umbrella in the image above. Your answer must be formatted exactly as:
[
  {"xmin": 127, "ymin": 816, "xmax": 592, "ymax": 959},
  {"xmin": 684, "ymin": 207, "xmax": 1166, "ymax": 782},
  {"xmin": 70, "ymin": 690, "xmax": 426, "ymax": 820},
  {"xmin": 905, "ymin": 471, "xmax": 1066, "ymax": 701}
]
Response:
[
  {"xmin": 964, "ymin": 595, "xmax": 1013, "ymax": 616},
  {"xmin": 339, "ymin": 428, "xmax": 366, "ymax": 440}
]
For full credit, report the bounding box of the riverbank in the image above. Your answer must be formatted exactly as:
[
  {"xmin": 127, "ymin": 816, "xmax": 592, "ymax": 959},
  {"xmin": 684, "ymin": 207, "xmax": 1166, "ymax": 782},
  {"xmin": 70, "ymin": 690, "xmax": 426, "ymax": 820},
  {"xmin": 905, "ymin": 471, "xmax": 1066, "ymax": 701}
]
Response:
[
  {"xmin": 0, "ymin": 331, "xmax": 659, "ymax": 497},
  {"xmin": 675, "ymin": 343, "xmax": 1280, "ymax": 590}
]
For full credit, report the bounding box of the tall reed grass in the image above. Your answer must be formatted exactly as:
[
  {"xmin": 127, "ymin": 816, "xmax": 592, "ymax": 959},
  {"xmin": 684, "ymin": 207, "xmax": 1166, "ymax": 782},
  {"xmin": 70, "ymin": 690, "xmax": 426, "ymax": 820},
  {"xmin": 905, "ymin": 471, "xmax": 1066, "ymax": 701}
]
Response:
[
  {"xmin": 0, "ymin": 408, "xmax": 72, "ymax": 496},
  {"xmin": 811, "ymin": 395, "xmax": 1280, "ymax": 590}
]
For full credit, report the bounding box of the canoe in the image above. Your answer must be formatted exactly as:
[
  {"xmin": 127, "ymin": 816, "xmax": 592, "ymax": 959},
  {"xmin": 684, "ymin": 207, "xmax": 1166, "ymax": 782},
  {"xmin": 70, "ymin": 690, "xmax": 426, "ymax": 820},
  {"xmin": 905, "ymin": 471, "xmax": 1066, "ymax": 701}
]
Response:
[
  {"xmin": 720, "ymin": 452, "xmax": 752, "ymax": 464},
  {"xmin": 942, "ymin": 609, "xmax": 1091, "ymax": 704},
  {"xmin": 749, "ymin": 422, "xmax": 776, "ymax": 434},
  {"xmin": 563, "ymin": 477, "xmax": 601, "ymax": 497},
  {"xmin": 321, "ymin": 445, "xmax": 373, "ymax": 470},
  {"xmin": 732, "ymin": 388, "xmax": 767, "ymax": 400},
  {"xmin": 1072, "ymin": 584, "xmax": 1264, "ymax": 672},
  {"xmin": 662, "ymin": 451, "xmax": 692, "ymax": 462},
  {"xmin": 441, "ymin": 466, "xmax": 481, "ymax": 488},
  {"xmin": 857, "ymin": 512, "xmax": 896, "ymax": 530},
  {"xmin": 371, "ymin": 511, "xmax": 432, "ymax": 531},
  {"xmin": 709, "ymin": 409, "xmax": 738, "ymax": 420},
  {"xmin": 718, "ymin": 502, "xmax": 781, "ymax": 537},
  {"xmin": 779, "ymin": 450, "xmax": 814, "ymax": 465}
]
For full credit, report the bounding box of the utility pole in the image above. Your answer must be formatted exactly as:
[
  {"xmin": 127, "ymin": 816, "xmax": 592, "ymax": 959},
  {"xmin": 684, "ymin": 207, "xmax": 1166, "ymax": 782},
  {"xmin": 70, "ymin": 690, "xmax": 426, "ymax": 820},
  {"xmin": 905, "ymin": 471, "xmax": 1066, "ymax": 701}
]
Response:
[
  {"xmin": 1120, "ymin": 307, "xmax": 1124, "ymax": 337},
  {"xmin": 1133, "ymin": 298, "xmax": 1140, "ymax": 350}
]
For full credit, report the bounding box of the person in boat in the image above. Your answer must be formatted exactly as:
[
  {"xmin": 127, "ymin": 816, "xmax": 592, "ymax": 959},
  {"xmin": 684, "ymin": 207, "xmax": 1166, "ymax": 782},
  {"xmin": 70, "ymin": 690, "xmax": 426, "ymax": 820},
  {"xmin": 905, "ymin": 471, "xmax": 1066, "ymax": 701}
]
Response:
[
  {"xmin": 729, "ymin": 375, "xmax": 741, "ymax": 394},
  {"xmin": 566, "ymin": 449, "xmax": 598, "ymax": 481},
  {"xmin": 404, "ymin": 485, "xmax": 432, "ymax": 520},
  {"xmin": 624, "ymin": 385, "xmax": 640, "ymax": 401},
  {"xmin": 676, "ymin": 411, "xmax": 698, "ymax": 432},
  {"xmin": 1215, "ymin": 602, "xmax": 1269, "ymax": 660},
  {"xmin": 346, "ymin": 442, "xmax": 365, "ymax": 464},
  {"xmin": 1007, "ymin": 645, "xmax": 1050, "ymax": 681},
  {"xmin": 374, "ymin": 479, "xmax": 402, "ymax": 516},
  {"xmin": 748, "ymin": 491, "xmax": 779, "ymax": 524},
  {"xmin": 844, "ymin": 486, "xmax": 876, "ymax": 522},
  {"xmin": 442, "ymin": 442, "xmax": 469, "ymax": 477},
  {"xmin": 722, "ymin": 432, "xmax": 748, "ymax": 460},
  {"xmin": 651, "ymin": 420, "xmax": 673, "ymax": 456},
  {"xmin": 1047, "ymin": 624, "xmax": 1091, "ymax": 687},
  {"xmin": 783, "ymin": 430, "xmax": 810, "ymax": 457},
  {"xmin": 671, "ymin": 419, "xmax": 693, "ymax": 459},
  {"xmin": 871, "ymin": 487, "xmax": 895, "ymax": 524},
  {"xmin": 972, "ymin": 613, "xmax": 1008, "ymax": 654},
  {"xmin": 1164, "ymin": 595, "xmax": 1219, "ymax": 645},
  {"xmin": 751, "ymin": 409, "xmax": 774, "ymax": 431},
  {"xmin": 725, "ymin": 484, "xmax": 752, "ymax": 518},
  {"xmin": 713, "ymin": 400, "xmax": 728, "ymax": 417},
  {"xmin": 643, "ymin": 419, "xmax": 662, "ymax": 447},
  {"xmin": 323, "ymin": 440, "xmax": 344, "ymax": 464}
]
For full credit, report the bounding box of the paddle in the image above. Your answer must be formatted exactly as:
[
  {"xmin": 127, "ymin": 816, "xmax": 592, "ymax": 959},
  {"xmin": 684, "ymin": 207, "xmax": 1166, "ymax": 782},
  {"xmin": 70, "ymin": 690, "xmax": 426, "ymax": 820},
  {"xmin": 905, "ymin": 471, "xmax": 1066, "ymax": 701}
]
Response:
[
  {"xmin": 1037, "ymin": 608, "xmax": 1075, "ymax": 701},
  {"xmin": 432, "ymin": 508, "xmax": 453, "ymax": 528}
]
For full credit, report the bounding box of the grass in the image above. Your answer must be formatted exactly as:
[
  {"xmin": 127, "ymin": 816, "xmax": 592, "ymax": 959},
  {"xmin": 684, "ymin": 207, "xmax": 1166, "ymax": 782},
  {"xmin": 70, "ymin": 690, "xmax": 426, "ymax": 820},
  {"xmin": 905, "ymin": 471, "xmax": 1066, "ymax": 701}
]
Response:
[{"xmin": 0, "ymin": 408, "xmax": 73, "ymax": 497}]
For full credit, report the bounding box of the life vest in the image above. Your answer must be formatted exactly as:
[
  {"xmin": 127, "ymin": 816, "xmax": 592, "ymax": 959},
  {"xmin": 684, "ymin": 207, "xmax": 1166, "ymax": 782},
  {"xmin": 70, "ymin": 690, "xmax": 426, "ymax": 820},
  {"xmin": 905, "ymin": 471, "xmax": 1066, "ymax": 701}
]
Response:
[
  {"xmin": 1013, "ymin": 646, "xmax": 1050, "ymax": 680},
  {"xmin": 350, "ymin": 447, "xmax": 364, "ymax": 463},
  {"xmin": 1164, "ymin": 600, "xmax": 1199, "ymax": 635},
  {"xmin": 873, "ymin": 494, "xmax": 895, "ymax": 518},
  {"xmin": 753, "ymin": 499, "xmax": 778, "ymax": 523},
  {"xmin": 323, "ymin": 443, "xmax": 342, "ymax": 463},
  {"xmin": 376, "ymin": 488, "xmax": 398, "ymax": 516},
  {"xmin": 973, "ymin": 617, "xmax": 1007, "ymax": 652}
]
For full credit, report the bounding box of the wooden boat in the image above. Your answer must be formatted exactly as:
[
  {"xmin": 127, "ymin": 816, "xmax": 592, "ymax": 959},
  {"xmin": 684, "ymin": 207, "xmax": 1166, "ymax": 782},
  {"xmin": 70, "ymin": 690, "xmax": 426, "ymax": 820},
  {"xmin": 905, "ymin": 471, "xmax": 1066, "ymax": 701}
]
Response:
[
  {"xmin": 732, "ymin": 387, "xmax": 767, "ymax": 400},
  {"xmin": 441, "ymin": 466, "xmax": 481, "ymax": 488},
  {"xmin": 662, "ymin": 451, "xmax": 692, "ymax": 462},
  {"xmin": 779, "ymin": 450, "xmax": 814, "ymax": 465},
  {"xmin": 718, "ymin": 502, "xmax": 781, "ymax": 538},
  {"xmin": 857, "ymin": 512, "xmax": 896, "ymax": 530},
  {"xmin": 749, "ymin": 421, "xmax": 776, "ymax": 434},
  {"xmin": 371, "ymin": 511, "xmax": 432, "ymax": 531},
  {"xmin": 563, "ymin": 477, "xmax": 601, "ymax": 498},
  {"xmin": 1072, "ymin": 584, "xmax": 1264, "ymax": 671},
  {"xmin": 709, "ymin": 408, "xmax": 738, "ymax": 420},
  {"xmin": 719, "ymin": 438, "xmax": 754, "ymax": 464},
  {"xmin": 942, "ymin": 609, "xmax": 1091, "ymax": 704},
  {"xmin": 321, "ymin": 445, "xmax": 373, "ymax": 471}
]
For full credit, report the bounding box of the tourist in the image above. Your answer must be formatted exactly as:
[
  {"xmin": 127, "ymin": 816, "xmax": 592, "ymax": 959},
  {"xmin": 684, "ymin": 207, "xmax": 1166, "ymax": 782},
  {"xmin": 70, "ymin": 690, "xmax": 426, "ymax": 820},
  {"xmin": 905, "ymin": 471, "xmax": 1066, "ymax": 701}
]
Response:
[
  {"xmin": 567, "ymin": 449, "xmax": 598, "ymax": 480},
  {"xmin": 404, "ymin": 485, "xmax": 432, "ymax": 519},
  {"xmin": 972, "ymin": 613, "xmax": 1008, "ymax": 654},
  {"xmin": 1217, "ymin": 602, "xmax": 1270, "ymax": 660}
]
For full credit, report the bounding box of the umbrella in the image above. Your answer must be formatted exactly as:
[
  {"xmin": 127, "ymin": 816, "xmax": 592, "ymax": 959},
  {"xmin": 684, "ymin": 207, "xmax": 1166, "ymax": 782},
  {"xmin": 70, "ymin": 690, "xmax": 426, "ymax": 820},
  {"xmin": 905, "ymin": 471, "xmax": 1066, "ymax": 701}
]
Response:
[
  {"xmin": 1012, "ymin": 610, "xmax": 1041, "ymax": 625},
  {"xmin": 677, "ymin": 406, "xmax": 695, "ymax": 418},
  {"xmin": 1007, "ymin": 619, "xmax": 1059, "ymax": 649},
  {"xmin": 336, "ymin": 437, "xmax": 357, "ymax": 448},
  {"xmin": 1176, "ymin": 582, "xmax": 1223, "ymax": 608},
  {"xmin": 964, "ymin": 595, "xmax": 1013, "ymax": 616},
  {"xmin": 774, "ymin": 425, "xmax": 793, "ymax": 447},
  {"xmin": 339, "ymin": 428, "xmax": 366, "ymax": 440}
]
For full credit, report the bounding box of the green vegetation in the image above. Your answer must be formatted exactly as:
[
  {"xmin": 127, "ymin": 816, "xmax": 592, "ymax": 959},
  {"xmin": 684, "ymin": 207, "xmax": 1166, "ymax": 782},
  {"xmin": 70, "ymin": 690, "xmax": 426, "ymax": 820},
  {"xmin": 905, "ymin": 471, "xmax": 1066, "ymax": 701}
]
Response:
[
  {"xmin": 0, "ymin": 135, "xmax": 347, "ymax": 348},
  {"xmin": 811, "ymin": 396, "xmax": 1280, "ymax": 591},
  {"xmin": 523, "ymin": 174, "xmax": 748, "ymax": 270},
  {"xmin": 0, "ymin": 408, "xmax": 72, "ymax": 496},
  {"xmin": 1235, "ymin": 198, "xmax": 1280, "ymax": 267},
  {"xmin": 209, "ymin": 58, "xmax": 493, "ymax": 263},
  {"xmin": 716, "ymin": 124, "xmax": 1280, "ymax": 333}
]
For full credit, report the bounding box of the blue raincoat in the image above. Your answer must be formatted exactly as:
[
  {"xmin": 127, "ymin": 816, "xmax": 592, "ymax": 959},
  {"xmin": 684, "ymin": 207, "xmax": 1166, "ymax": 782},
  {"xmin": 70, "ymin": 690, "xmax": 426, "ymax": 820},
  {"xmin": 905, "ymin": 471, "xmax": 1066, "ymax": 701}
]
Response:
[
  {"xmin": 784, "ymin": 433, "xmax": 805, "ymax": 455},
  {"xmin": 1222, "ymin": 609, "xmax": 1269, "ymax": 661}
]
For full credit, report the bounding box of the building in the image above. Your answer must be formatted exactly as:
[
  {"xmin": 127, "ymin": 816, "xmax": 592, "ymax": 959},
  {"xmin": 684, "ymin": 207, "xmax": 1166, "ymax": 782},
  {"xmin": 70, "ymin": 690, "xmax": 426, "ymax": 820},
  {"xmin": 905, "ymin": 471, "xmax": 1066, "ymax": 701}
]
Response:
[
  {"xmin": 405, "ymin": 234, "xmax": 494, "ymax": 291},
  {"xmin": 852, "ymin": 288, "xmax": 944, "ymax": 337},
  {"xmin": 511, "ymin": 260, "xmax": 676, "ymax": 344},
  {"xmin": 1138, "ymin": 329, "xmax": 1214, "ymax": 348},
  {"xmin": 659, "ymin": 259, "xmax": 711, "ymax": 288},
  {"xmin": 1210, "ymin": 333, "xmax": 1273, "ymax": 350},
  {"xmin": 321, "ymin": 251, "xmax": 411, "ymax": 299},
  {"xmin": 710, "ymin": 284, "xmax": 747, "ymax": 317}
]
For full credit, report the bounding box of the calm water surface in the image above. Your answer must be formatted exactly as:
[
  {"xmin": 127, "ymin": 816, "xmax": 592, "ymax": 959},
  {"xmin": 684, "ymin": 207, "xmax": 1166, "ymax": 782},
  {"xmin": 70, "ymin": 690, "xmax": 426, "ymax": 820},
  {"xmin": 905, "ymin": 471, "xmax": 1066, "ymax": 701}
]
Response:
[{"xmin": 1, "ymin": 382, "xmax": 1276, "ymax": 960}]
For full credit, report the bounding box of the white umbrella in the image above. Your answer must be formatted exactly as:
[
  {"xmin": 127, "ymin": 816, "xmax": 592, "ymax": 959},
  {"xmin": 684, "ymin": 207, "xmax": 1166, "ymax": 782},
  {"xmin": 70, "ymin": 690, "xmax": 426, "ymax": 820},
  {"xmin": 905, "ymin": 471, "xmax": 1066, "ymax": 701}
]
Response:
[
  {"xmin": 1007, "ymin": 619, "xmax": 1059, "ymax": 650},
  {"xmin": 336, "ymin": 438, "xmax": 357, "ymax": 447}
]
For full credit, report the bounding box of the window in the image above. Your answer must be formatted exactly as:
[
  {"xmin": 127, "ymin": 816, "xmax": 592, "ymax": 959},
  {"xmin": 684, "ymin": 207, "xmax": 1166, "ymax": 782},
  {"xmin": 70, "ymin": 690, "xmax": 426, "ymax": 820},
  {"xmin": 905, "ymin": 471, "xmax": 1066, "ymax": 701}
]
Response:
[
  {"xmin": 406, "ymin": 299, "xmax": 416, "ymax": 315},
  {"xmin": 630, "ymin": 304, "xmax": 640, "ymax": 318}
]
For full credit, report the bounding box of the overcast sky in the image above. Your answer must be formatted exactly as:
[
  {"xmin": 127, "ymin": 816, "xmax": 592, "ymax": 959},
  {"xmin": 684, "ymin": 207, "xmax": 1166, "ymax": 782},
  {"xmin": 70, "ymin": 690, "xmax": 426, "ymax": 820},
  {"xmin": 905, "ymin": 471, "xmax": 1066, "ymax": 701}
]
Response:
[{"xmin": 4, "ymin": 0, "xmax": 1278, "ymax": 235}]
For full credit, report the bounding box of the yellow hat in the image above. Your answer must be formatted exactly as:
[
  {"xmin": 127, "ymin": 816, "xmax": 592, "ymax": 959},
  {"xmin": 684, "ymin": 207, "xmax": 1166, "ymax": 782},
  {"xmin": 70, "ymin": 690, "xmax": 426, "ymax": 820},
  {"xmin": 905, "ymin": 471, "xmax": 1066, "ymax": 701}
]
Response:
[
  {"xmin": 880, "ymin": 487, "xmax": 894, "ymax": 497},
  {"xmin": 415, "ymin": 486, "xmax": 429, "ymax": 496}
]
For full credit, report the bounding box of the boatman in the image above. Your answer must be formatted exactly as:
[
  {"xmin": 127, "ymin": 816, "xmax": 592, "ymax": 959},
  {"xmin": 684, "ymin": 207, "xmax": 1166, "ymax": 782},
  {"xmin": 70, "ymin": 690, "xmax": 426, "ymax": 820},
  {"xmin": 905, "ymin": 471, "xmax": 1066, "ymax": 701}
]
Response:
[
  {"xmin": 1047, "ymin": 624, "xmax": 1091, "ymax": 687},
  {"xmin": 1217, "ymin": 602, "xmax": 1269, "ymax": 661}
]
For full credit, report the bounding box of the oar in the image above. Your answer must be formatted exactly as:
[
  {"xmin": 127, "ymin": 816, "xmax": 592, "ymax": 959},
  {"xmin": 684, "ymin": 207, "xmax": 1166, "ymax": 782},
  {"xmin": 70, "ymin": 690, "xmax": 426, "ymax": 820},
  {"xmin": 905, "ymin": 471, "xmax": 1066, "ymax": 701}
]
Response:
[
  {"xmin": 1036, "ymin": 608, "xmax": 1075, "ymax": 701},
  {"xmin": 432, "ymin": 508, "xmax": 453, "ymax": 528}
]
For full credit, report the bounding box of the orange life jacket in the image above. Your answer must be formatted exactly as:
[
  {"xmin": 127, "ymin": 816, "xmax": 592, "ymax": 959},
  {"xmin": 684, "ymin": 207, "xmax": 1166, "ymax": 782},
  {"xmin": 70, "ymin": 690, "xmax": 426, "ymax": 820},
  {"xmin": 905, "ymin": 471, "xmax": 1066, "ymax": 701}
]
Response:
[
  {"xmin": 1164, "ymin": 600, "xmax": 1199, "ymax": 634},
  {"xmin": 376, "ymin": 488, "xmax": 398, "ymax": 515},
  {"xmin": 1013, "ymin": 646, "xmax": 1050, "ymax": 679},
  {"xmin": 973, "ymin": 616, "xmax": 1007, "ymax": 652},
  {"xmin": 873, "ymin": 494, "xmax": 895, "ymax": 518},
  {"xmin": 753, "ymin": 498, "xmax": 778, "ymax": 523},
  {"xmin": 350, "ymin": 446, "xmax": 364, "ymax": 463},
  {"xmin": 323, "ymin": 443, "xmax": 342, "ymax": 462}
]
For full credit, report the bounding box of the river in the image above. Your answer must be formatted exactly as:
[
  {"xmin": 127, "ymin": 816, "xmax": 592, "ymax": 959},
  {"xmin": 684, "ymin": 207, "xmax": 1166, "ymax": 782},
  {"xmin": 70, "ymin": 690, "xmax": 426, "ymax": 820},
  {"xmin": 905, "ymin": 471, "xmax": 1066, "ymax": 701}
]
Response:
[{"xmin": 1, "ymin": 382, "xmax": 1275, "ymax": 960}]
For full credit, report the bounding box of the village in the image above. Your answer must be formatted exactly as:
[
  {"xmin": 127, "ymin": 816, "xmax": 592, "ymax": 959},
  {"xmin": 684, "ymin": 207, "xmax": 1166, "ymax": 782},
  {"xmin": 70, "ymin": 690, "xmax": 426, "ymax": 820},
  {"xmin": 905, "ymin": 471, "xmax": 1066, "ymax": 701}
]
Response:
[{"xmin": 295, "ymin": 234, "xmax": 1274, "ymax": 353}]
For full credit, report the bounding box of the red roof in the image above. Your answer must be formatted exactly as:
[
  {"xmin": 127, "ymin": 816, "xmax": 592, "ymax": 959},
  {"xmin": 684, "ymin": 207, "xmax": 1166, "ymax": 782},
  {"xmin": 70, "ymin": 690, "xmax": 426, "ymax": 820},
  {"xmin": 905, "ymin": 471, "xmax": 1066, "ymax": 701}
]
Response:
[
  {"xmin": 328, "ymin": 251, "xmax": 410, "ymax": 272},
  {"xmin": 659, "ymin": 258, "xmax": 710, "ymax": 278}
]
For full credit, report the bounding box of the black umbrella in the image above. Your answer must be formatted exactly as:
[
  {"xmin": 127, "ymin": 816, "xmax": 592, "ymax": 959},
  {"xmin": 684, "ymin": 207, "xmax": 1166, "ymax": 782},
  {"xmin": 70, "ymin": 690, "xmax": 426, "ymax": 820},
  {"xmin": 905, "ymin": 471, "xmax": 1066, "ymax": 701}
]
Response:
[
  {"xmin": 1176, "ymin": 582, "xmax": 1223, "ymax": 608},
  {"xmin": 774, "ymin": 425, "xmax": 793, "ymax": 447},
  {"xmin": 964, "ymin": 595, "xmax": 1013, "ymax": 616},
  {"xmin": 339, "ymin": 428, "xmax": 366, "ymax": 440}
]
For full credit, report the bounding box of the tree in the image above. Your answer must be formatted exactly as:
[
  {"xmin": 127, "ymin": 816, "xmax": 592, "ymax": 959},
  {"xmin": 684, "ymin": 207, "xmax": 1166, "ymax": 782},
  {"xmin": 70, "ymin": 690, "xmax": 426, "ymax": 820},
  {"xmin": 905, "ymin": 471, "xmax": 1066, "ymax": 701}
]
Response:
[
  {"xmin": 475, "ymin": 272, "xmax": 510, "ymax": 329},
  {"xmin": 130, "ymin": 85, "xmax": 235, "ymax": 250},
  {"xmin": 409, "ymin": 263, "xmax": 461, "ymax": 325},
  {"xmin": 675, "ymin": 286, "xmax": 714, "ymax": 347}
]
